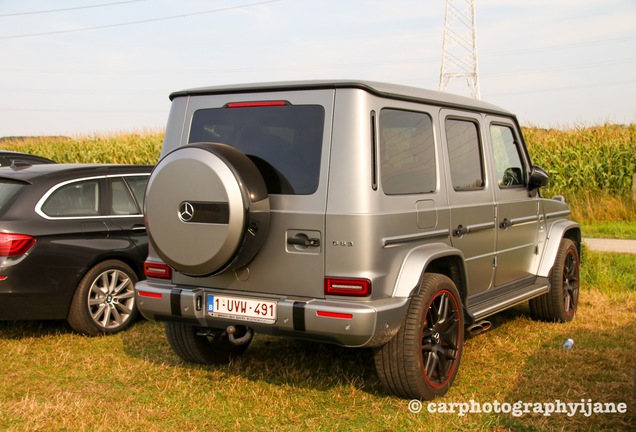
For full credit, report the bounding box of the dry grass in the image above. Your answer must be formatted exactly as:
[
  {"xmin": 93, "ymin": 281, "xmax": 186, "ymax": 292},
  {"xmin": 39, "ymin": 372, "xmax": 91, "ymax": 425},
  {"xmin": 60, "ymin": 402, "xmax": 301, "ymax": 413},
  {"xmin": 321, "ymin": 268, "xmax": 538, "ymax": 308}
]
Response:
[
  {"xmin": 568, "ymin": 193, "xmax": 636, "ymax": 225},
  {"xmin": 0, "ymin": 126, "xmax": 634, "ymax": 430},
  {"xmin": 1, "ymin": 251, "xmax": 634, "ymax": 431}
]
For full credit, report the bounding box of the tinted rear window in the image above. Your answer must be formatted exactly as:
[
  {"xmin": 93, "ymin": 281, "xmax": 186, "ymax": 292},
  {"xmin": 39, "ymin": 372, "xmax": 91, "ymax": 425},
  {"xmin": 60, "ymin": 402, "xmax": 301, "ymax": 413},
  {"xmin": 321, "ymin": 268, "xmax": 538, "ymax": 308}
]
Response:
[{"xmin": 189, "ymin": 105, "xmax": 324, "ymax": 195}]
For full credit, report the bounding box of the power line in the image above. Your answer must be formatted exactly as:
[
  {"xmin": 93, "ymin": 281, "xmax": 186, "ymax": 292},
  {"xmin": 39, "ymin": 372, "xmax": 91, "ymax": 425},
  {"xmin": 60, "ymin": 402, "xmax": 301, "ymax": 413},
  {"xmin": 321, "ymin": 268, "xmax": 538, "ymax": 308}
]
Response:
[
  {"xmin": 0, "ymin": 0, "xmax": 284, "ymax": 40},
  {"xmin": 5, "ymin": 76, "xmax": 634, "ymax": 113},
  {"xmin": 487, "ymin": 78, "xmax": 636, "ymax": 98},
  {"xmin": 0, "ymin": 0, "xmax": 147, "ymax": 17},
  {"xmin": 0, "ymin": 56, "xmax": 439, "ymax": 75},
  {"xmin": 1, "ymin": 53, "xmax": 634, "ymax": 81},
  {"xmin": 0, "ymin": 107, "xmax": 167, "ymax": 113},
  {"xmin": 483, "ymin": 57, "xmax": 636, "ymax": 78},
  {"xmin": 483, "ymin": 35, "xmax": 636, "ymax": 58}
]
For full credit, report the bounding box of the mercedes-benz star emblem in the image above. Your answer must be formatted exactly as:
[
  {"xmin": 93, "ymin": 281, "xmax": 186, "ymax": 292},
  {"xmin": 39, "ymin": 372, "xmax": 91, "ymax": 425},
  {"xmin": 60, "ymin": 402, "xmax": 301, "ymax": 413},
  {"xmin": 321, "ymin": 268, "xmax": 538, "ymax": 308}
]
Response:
[{"xmin": 178, "ymin": 202, "xmax": 194, "ymax": 222}]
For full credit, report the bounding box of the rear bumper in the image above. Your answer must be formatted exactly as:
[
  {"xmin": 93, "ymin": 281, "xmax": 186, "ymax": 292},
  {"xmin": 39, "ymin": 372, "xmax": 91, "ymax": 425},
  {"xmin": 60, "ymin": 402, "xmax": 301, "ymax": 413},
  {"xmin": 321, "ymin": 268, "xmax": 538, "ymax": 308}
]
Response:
[{"xmin": 135, "ymin": 280, "xmax": 410, "ymax": 348}]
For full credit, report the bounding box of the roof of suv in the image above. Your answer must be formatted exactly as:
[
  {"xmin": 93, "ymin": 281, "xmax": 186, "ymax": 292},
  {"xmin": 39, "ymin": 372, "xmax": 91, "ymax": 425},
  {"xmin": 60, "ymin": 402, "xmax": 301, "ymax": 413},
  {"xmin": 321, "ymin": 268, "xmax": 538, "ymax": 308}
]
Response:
[{"xmin": 169, "ymin": 79, "xmax": 512, "ymax": 117}]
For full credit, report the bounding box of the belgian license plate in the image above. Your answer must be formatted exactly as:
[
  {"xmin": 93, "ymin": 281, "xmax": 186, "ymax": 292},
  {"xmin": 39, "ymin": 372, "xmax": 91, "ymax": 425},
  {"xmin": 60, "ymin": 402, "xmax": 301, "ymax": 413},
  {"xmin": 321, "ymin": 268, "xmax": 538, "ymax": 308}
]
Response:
[{"xmin": 207, "ymin": 295, "xmax": 276, "ymax": 323}]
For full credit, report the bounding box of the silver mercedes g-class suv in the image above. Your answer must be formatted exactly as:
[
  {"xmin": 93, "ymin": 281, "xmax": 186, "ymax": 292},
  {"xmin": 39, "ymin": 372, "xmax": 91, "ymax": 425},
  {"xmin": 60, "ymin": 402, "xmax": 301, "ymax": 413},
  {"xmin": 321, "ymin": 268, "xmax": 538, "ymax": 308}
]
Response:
[{"xmin": 135, "ymin": 80, "xmax": 580, "ymax": 400}]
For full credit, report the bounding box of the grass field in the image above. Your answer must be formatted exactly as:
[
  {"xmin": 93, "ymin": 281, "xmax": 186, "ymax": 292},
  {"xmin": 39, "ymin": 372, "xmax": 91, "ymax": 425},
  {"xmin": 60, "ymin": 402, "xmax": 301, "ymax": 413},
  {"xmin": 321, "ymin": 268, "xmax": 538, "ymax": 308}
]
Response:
[
  {"xmin": 0, "ymin": 250, "xmax": 634, "ymax": 431},
  {"xmin": 0, "ymin": 125, "xmax": 634, "ymax": 430}
]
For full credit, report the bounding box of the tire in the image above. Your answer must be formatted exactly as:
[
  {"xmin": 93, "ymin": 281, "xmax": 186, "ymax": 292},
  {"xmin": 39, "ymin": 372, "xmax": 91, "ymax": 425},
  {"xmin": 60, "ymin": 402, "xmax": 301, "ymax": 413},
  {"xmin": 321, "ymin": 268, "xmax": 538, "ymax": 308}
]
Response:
[
  {"xmin": 374, "ymin": 273, "xmax": 464, "ymax": 400},
  {"xmin": 145, "ymin": 143, "xmax": 270, "ymax": 277},
  {"xmin": 67, "ymin": 260, "xmax": 139, "ymax": 336},
  {"xmin": 530, "ymin": 238, "xmax": 580, "ymax": 323},
  {"xmin": 165, "ymin": 322, "xmax": 251, "ymax": 364}
]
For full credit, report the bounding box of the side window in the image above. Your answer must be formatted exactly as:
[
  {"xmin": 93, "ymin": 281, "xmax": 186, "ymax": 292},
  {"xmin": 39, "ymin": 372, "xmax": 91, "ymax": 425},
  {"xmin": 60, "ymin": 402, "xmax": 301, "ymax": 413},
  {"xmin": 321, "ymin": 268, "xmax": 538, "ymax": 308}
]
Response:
[
  {"xmin": 125, "ymin": 176, "xmax": 149, "ymax": 210},
  {"xmin": 41, "ymin": 180, "xmax": 100, "ymax": 217},
  {"xmin": 111, "ymin": 178, "xmax": 140, "ymax": 215},
  {"xmin": 445, "ymin": 118, "xmax": 484, "ymax": 191},
  {"xmin": 490, "ymin": 124, "xmax": 526, "ymax": 187},
  {"xmin": 380, "ymin": 109, "xmax": 436, "ymax": 195}
]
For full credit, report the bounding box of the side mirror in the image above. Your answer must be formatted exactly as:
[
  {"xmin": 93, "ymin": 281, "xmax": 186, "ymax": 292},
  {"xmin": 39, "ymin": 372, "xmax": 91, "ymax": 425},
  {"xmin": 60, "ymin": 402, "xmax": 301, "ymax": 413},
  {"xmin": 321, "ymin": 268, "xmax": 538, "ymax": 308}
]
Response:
[{"xmin": 527, "ymin": 165, "xmax": 549, "ymax": 190}]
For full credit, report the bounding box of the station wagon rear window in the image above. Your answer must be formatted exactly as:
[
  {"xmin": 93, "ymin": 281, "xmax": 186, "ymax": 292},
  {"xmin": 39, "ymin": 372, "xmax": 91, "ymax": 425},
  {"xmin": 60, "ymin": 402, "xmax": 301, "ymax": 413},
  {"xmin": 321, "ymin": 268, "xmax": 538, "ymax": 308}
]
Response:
[
  {"xmin": 189, "ymin": 104, "xmax": 324, "ymax": 195},
  {"xmin": 41, "ymin": 180, "xmax": 100, "ymax": 217},
  {"xmin": 0, "ymin": 181, "xmax": 25, "ymax": 212}
]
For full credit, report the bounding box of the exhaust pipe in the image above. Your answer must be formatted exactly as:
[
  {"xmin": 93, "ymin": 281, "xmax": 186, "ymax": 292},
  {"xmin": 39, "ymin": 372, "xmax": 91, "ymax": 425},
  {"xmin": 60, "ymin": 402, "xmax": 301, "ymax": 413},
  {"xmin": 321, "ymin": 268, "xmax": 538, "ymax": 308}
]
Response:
[
  {"xmin": 226, "ymin": 325, "xmax": 254, "ymax": 346},
  {"xmin": 467, "ymin": 320, "xmax": 492, "ymax": 336}
]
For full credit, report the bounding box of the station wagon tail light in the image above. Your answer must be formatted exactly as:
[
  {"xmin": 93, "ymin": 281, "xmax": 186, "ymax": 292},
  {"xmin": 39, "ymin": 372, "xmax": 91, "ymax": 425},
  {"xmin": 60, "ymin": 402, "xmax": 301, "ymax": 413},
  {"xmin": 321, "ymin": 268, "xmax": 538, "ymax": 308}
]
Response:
[
  {"xmin": 225, "ymin": 100, "xmax": 288, "ymax": 108},
  {"xmin": 138, "ymin": 290, "xmax": 163, "ymax": 299},
  {"xmin": 144, "ymin": 260, "xmax": 171, "ymax": 279},
  {"xmin": 325, "ymin": 277, "xmax": 371, "ymax": 296},
  {"xmin": 0, "ymin": 233, "xmax": 36, "ymax": 257}
]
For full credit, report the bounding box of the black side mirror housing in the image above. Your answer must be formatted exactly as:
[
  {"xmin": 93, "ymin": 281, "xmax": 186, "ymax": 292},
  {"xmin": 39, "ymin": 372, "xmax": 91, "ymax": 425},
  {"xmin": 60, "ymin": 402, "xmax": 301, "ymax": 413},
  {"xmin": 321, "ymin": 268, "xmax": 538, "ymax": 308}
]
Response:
[{"xmin": 528, "ymin": 165, "xmax": 549, "ymax": 190}]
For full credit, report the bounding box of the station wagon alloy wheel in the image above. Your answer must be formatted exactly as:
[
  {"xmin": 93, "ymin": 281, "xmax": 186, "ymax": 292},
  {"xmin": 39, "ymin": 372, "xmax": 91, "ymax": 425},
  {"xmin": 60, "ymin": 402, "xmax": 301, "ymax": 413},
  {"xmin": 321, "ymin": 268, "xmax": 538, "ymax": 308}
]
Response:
[
  {"xmin": 88, "ymin": 269, "xmax": 135, "ymax": 329},
  {"xmin": 68, "ymin": 260, "xmax": 139, "ymax": 335}
]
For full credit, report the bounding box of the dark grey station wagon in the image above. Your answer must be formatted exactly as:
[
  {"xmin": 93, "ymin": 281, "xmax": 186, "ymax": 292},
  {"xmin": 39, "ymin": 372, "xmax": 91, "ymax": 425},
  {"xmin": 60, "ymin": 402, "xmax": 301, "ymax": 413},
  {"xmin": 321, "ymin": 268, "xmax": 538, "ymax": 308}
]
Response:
[{"xmin": 0, "ymin": 163, "xmax": 151, "ymax": 335}]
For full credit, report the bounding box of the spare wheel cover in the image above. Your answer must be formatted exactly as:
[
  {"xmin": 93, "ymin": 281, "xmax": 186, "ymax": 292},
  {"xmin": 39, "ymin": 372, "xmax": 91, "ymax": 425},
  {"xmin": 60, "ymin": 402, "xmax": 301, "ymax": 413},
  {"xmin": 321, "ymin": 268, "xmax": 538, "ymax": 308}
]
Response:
[{"xmin": 145, "ymin": 143, "xmax": 270, "ymax": 276}]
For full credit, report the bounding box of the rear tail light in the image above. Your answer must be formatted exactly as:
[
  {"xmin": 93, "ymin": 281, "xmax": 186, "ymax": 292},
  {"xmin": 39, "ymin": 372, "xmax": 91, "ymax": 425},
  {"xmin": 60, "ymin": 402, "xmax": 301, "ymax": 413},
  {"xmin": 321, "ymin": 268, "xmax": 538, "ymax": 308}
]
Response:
[
  {"xmin": 0, "ymin": 233, "xmax": 36, "ymax": 257},
  {"xmin": 316, "ymin": 311, "xmax": 353, "ymax": 319},
  {"xmin": 144, "ymin": 260, "xmax": 171, "ymax": 279},
  {"xmin": 325, "ymin": 277, "xmax": 371, "ymax": 297}
]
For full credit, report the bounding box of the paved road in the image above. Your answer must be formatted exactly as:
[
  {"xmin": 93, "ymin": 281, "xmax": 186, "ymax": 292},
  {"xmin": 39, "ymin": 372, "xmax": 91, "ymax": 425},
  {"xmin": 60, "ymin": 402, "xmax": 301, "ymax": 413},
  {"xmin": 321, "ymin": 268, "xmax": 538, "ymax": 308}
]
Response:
[{"xmin": 582, "ymin": 238, "xmax": 636, "ymax": 254}]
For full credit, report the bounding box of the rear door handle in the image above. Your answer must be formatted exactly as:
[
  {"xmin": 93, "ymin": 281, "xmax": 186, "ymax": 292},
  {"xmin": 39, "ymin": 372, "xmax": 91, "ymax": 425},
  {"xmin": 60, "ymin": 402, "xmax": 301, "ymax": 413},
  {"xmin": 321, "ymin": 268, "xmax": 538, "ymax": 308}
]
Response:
[
  {"xmin": 287, "ymin": 236, "xmax": 320, "ymax": 247},
  {"xmin": 453, "ymin": 225, "xmax": 469, "ymax": 237},
  {"xmin": 453, "ymin": 222, "xmax": 495, "ymax": 237}
]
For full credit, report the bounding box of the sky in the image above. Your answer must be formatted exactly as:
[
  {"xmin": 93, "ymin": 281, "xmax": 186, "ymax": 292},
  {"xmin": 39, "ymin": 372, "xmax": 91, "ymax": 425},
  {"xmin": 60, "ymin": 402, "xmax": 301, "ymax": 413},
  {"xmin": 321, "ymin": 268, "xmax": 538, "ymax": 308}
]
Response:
[{"xmin": 1, "ymin": 0, "xmax": 635, "ymax": 137}]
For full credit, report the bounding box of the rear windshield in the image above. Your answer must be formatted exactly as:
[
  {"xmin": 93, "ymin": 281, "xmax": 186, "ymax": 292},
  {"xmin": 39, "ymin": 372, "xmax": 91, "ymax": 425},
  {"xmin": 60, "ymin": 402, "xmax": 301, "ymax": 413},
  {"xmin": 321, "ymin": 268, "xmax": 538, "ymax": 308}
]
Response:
[
  {"xmin": 0, "ymin": 180, "xmax": 25, "ymax": 212},
  {"xmin": 189, "ymin": 104, "xmax": 325, "ymax": 195}
]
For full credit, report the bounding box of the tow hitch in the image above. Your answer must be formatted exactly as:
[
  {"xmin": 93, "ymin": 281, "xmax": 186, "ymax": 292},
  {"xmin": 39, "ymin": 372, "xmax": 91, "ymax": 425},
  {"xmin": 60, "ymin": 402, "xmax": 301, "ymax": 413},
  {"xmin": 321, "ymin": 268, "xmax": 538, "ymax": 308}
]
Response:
[{"xmin": 226, "ymin": 325, "xmax": 254, "ymax": 346}]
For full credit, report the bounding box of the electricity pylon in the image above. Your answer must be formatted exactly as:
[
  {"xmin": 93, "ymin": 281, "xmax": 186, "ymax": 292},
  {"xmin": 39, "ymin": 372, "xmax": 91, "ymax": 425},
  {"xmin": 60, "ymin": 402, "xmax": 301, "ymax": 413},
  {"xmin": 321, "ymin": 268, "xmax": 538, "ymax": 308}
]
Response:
[{"xmin": 439, "ymin": 0, "xmax": 480, "ymax": 99}]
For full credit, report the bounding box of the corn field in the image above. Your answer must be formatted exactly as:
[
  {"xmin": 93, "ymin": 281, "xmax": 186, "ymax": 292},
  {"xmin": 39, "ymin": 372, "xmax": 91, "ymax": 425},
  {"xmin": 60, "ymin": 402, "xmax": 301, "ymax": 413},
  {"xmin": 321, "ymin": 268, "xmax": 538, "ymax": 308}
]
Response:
[
  {"xmin": 1, "ymin": 124, "xmax": 634, "ymax": 221},
  {"xmin": 524, "ymin": 124, "xmax": 636, "ymax": 199},
  {"xmin": 0, "ymin": 132, "xmax": 164, "ymax": 165}
]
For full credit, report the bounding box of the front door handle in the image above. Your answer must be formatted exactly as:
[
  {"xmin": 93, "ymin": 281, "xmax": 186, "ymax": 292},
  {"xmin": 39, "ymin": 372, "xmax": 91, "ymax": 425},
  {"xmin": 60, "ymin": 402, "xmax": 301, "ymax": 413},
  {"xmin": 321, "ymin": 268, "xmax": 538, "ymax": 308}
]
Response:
[{"xmin": 500, "ymin": 218, "xmax": 514, "ymax": 229}]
